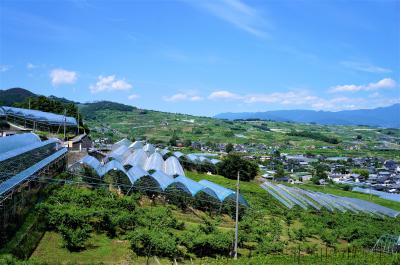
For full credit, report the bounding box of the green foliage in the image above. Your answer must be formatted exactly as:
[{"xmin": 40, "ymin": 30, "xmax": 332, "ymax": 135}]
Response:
[
  {"xmin": 352, "ymin": 168, "xmax": 369, "ymax": 179},
  {"xmin": 129, "ymin": 227, "xmax": 180, "ymax": 258},
  {"xmin": 217, "ymin": 154, "xmax": 258, "ymax": 181},
  {"xmin": 288, "ymin": 130, "xmax": 339, "ymax": 144},
  {"xmin": 274, "ymin": 165, "xmax": 286, "ymax": 178},
  {"xmin": 180, "ymin": 219, "xmax": 233, "ymax": 257},
  {"xmin": 225, "ymin": 143, "xmax": 234, "ymax": 153}
]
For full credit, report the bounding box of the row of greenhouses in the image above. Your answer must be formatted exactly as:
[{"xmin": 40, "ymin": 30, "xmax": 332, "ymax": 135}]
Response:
[
  {"xmin": 261, "ymin": 181, "xmax": 399, "ymax": 218},
  {"xmin": 80, "ymin": 155, "xmax": 247, "ymax": 207}
]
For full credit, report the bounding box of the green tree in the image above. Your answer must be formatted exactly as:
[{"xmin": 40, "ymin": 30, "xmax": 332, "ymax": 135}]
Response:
[
  {"xmin": 225, "ymin": 143, "xmax": 234, "ymax": 153},
  {"xmin": 217, "ymin": 154, "xmax": 258, "ymax": 181},
  {"xmin": 274, "ymin": 166, "xmax": 286, "ymax": 179}
]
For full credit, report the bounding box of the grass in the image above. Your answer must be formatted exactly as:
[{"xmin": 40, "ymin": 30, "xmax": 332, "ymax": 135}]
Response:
[{"xmin": 30, "ymin": 232, "xmax": 135, "ymax": 264}]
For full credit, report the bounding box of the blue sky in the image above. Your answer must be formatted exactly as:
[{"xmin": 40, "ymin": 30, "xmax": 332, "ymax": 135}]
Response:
[{"xmin": 0, "ymin": 0, "xmax": 399, "ymax": 116}]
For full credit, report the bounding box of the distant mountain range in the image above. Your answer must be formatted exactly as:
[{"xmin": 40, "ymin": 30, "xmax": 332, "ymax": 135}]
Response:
[
  {"xmin": 215, "ymin": 104, "xmax": 400, "ymax": 128},
  {"xmin": 2, "ymin": 88, "xmax": 399, "ymax": 128}
]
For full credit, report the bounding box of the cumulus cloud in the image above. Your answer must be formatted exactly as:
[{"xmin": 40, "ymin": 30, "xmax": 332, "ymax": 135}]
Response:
[
  {"xmin": 90, "ymin": 75, "xmax": 132, "ymax": 93},
  {"xmin": 50, "ymin": 68, "xmax": 77, "ymax": 86},
  {"xmin": 208, "ymin": 90, "xmax": 242, "ymax": 100},
  {"xmin": 330, "ymin": 78, "xmax": 397, "ymax": 93},
  {"xmin": 163, "ymin": 93, "xmax": 203, "ymax": 102},
  {"xmin": 128, "ymin": 94, "xmax": 139, "ymax": 100}
]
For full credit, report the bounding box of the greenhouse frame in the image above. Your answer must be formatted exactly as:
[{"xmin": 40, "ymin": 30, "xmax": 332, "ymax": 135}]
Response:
[
  {"xmin": 0, "ymin": 133, "xmax": 68, "ymax": 245},
  {"xmin": 1, "ymin": 106, "xmax": 78, "ymax": 133}
]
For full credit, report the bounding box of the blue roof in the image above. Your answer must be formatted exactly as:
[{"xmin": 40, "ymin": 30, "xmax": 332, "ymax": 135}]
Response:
[
  {"xmin": 0, "ymin": 133, "xmax": 41, "ymax": 155},
  {"xmin": 173, "ymin": 175, "xmax": 205, "ymax": 196},
  {"xmin": 0, "ymin": 137, "xmax": 60, "ymax": 163},
  {"xmin": 2, "ymin": 106, "xmax": 77, "ymax": 126},
  {"xmin": 172, "ymin": 175, "xmax": 219, "ymax": 199},
  {"xmin": 0, "ymin": 148, "xmax": 68, "ymax": 195},
  {"xmin": 151, "ymin": 170, "xmax": 174, "ymax": 190},
  {"xmin": 127, "ymin": 166, "xmax": 149, "ymax": 184},
  {"xmin": 173, "ymin": 151, "xmax": 184, "ymax": 158},
  {"xmin": 198, "ymin": 180, "xmax": 235, "ymax": 201},
  {"xmin": 198, "ymin": 179, "xmax": 248, "ymax": 205}
]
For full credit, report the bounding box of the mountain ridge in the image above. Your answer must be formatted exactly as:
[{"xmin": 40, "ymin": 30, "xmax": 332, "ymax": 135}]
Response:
[{"xmin": 215, "ymin": 104, "xmax": 400, "ymax": 128}]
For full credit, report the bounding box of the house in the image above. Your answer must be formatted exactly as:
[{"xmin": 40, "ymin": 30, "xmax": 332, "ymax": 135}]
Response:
[
  {"xmin": 68, "ymin": 133, "xmax": 93, "ymax": 151},
  {"xmin": 384, "ymin": 160, "xmax": 398, "ymax": 172}
]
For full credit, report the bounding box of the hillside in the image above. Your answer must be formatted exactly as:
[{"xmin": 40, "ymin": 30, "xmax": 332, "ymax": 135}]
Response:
[
  {"xmin": 0, "ymin": 88, "xmax": 36, "ymax": 106},
  {"xmin": 215, "ymin": 104, "xmax": 400, "ymax": 128},
  {"xmin": 1, "ymin": 88, "xmax": 399, "ymax": 159}
]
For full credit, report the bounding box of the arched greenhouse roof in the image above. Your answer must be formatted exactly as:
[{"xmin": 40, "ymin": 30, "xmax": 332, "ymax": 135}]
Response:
[
  {"xmin": 2, "ymin": 106, "xmax": 77, "ymax": 126},
  {"xmin": 198, "ymin": 180, "xmax": 234, "ymax": 201},
  {"xmin": 186, "ymin": 154, "xmax": 199, "ymax": 162},
  {"xmin": 0, "ymin": 106, "xmax": 5, "ymax": 116},
  {"xmin": 164, "ymin": 156, "xmax": 185, "ymax": 176},
  {"xmin": 198, "ymin": 180, "xmax": 248, "ymax": 206},
  {"xmin": 127, "ymin": 166, "xmax": 149, "ymax": 184},
  {"xmin": 173, "ymin": 151, "xmax": 184, "ymax": 158},
  {"xmin": 123, "ymin": 149, "xmax": 148, "ymax": 168},
  {"xmin": 108, "ymin": 145, "xmax": 131, "ymax": 162},
  {"xmin": 99, "ymin": 160, "xmax": 127, "ymax": 177},
  {"xmin": 0, "ymin": 133, "xmax": 41, "ymax": 155},
  {"xmin": 143, "ymin": 143, "xmax": 156, "ymax": 154},
  {"xmin": 172, "ymin": 175, "xmax": 219, "ymax": 199},
  {"xmin": 151, "ymin": 170, "xmax": 174, "ymax": 190},
  {"xmin": 210, "ymin": 159, "xmax": 221, "ymax": 165},
  {"xmin": 81, "ymin": 155, "xmax": 102, "ymax": 171},
  {"xmin": 145, "ymin": 152, "xmax": 164, "ymax": 171},
  {"xmin": 129, "ymin": 141, "xmax": 143, "ymax": 150},
  {"xmin": 112, "ymin": 138, "xmax": 132, "ymax": 150}
]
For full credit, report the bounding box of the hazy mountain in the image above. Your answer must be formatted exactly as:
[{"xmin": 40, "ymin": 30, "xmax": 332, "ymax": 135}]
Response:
[{"xmin": 215, "ymin": 104, "xmax": 400, "ymax": 128}]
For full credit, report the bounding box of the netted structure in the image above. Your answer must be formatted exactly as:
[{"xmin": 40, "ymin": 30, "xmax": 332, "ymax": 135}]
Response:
[
  {"xmin": 372, "ymin": 234, "xmax": 400, "ymax": 253},
  {"xmin": 0, "ymin": 106, "xmax": 77, "ymax": 133},
  {"xmin": 0, "ymin": 133, "xmax": 68, "ymax": 245},
  {"xmin": 79, "ymin": 138, "xmax": 248, "ymax": 210},
  {"xmin": 261, "ymin": 181, "xmax": 400, "ymax": 218}
]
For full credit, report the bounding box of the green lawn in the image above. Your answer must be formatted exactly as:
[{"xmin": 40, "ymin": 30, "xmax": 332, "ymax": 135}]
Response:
[{"xmin": 30, "ymin": 232, "xmax": 135, "ymax": 264}]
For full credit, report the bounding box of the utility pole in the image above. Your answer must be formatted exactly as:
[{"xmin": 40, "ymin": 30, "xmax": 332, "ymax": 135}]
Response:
[
  {"xmin": 233, "ymin": 171, "xmax": 240, "ymax": 260},
  {"xmin": 63, "ymin": 109, "xmax": 66, "ymax": 141},
  {"xmin": 77, "ymin": 108, "xmax": 80, "ymax": 135}
]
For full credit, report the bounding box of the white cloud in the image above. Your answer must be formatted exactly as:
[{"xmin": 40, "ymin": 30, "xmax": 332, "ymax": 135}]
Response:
[
  {"xmin": 27, "ymin": 63, "xmax": 38, "ymax": 70},
  {"xmin": 330, "ymin": 78, "xmax": 397, "ymax": 93},
  {"xmin": 50, "ymin": 68, "xmax": 77, "ymax": 86},
  {"xmin": 189, "ymin": 0, "xmax": 269, "ymax": 38},
  {"xmin": 90, "ymin": 75, "xmax": 132, "ymax": 93},
  {"xmin": 0, "ymin": 65, "xmax": 10, "ymax": 72},
  {"xmin": 341, "ymin": 61, "xmax": 391, "ymax": 73},
  {"xmin": 207, "ymin": 89, "xmax": 400, "ymax": 111},
  {"xmin": 163, "ymin": 92, "xmax": 204, "ymax": 102},
  {"xmin": 128, "ymin": 94, "xmax": 139, "ymax": 100},
  {"xmin": 208, "ymin": 90, "xmax": 242, "ymax": 100}
]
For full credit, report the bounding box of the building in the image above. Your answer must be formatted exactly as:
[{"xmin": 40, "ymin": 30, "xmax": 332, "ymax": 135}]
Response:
[{"xmin": 68, "ymin": 133, "xmax": 93, "ymax": 151}]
